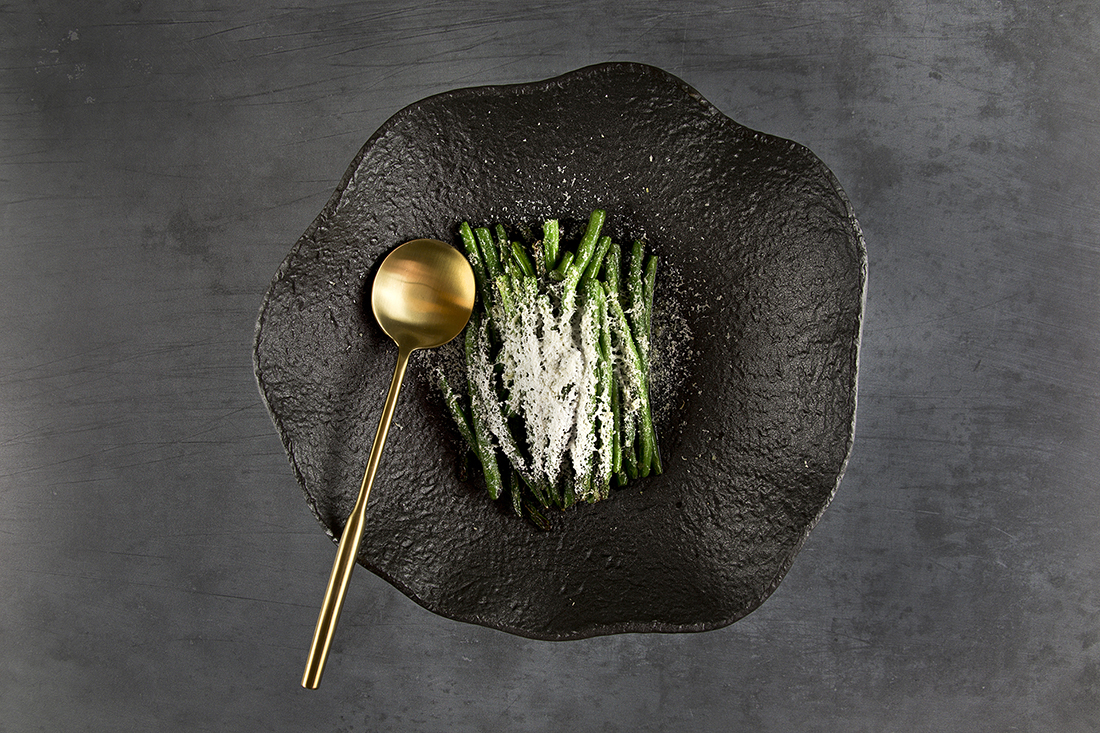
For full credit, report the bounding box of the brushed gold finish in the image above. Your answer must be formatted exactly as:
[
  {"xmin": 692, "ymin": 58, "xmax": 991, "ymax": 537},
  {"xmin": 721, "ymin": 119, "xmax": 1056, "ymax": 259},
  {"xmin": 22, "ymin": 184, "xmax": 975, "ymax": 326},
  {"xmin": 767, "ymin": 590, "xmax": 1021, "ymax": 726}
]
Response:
[{"xmin": 302, "ymin": 239, "xmax": 475, "ymax": 689}]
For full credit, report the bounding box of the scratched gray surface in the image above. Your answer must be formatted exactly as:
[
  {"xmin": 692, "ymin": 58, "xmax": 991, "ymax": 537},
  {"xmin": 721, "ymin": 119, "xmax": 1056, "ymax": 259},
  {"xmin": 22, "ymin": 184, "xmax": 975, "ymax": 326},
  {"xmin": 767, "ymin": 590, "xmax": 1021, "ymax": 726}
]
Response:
[{"xmin": 2, "ymin": 2, "xmax": 1098, "ymax": 731}]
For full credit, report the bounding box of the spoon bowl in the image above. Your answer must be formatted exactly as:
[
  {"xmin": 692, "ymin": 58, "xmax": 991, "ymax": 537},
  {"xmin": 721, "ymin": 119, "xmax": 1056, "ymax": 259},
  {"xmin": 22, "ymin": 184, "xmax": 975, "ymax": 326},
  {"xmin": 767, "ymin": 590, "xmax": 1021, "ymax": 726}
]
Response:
[
  {"xmin": 302, "ymin": 238, "xmax": 474, "ymax": 689},
  {"xmin": 372, "ymin": 238, "xmax": 477, "ymax": 350}
]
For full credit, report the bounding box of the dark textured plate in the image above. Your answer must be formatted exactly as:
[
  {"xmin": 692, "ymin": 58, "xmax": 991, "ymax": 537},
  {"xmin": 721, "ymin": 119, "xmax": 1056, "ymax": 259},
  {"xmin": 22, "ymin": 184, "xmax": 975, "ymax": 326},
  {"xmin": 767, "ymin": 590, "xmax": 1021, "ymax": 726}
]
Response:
[{"xmin": 254, "ymin": 63, "xmax": 865, "ymax": 640}]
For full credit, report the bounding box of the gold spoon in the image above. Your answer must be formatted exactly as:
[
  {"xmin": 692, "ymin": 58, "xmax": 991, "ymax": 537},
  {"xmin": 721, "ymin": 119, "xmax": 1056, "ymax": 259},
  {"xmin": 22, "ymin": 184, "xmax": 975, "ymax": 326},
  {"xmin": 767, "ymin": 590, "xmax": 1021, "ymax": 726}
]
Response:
[{"xmin": 302, "ymin": 238, "xmax": 475, "ymax": 689}]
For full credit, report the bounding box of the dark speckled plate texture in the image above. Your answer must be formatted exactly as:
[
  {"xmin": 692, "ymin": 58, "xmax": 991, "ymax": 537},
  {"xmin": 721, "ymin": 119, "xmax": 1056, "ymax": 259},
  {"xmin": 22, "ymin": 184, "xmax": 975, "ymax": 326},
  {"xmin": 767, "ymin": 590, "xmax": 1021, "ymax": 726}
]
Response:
[{"xmin": 254, "ymin": 63, "xmax": 866, "ymax": 640}]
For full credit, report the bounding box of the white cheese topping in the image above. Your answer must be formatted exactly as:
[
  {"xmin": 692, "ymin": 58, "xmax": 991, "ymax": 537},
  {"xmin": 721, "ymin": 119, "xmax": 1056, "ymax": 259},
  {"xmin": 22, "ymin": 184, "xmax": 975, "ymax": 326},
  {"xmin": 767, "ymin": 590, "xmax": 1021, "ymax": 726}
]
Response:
[{"xmin": 465, "ymin": 276, "xmax": 611, "ymax": 497}]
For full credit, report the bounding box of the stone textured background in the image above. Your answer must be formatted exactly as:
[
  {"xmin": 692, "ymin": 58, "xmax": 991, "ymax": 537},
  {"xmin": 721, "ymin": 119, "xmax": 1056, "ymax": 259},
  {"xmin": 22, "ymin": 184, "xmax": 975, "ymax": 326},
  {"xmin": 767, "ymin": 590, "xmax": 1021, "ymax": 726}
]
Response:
[{"xmin": 2, "ymin": 2, "xmax": 1097, "ymax": 730}]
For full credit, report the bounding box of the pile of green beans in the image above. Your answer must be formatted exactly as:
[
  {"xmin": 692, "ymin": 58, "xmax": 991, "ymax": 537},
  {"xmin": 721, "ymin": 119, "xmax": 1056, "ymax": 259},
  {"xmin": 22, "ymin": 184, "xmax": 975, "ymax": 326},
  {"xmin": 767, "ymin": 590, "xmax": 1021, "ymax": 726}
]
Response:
[{"xmin": 438, "ymin": 210, "xmax": 661, "ymax": 527}]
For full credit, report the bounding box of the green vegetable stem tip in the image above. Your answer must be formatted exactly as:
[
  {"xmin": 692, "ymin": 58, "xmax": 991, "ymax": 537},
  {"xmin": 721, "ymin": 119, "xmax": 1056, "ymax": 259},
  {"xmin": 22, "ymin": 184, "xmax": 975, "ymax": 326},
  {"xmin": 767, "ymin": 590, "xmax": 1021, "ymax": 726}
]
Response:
[{"xmin": 543, "ymin": 219, "xmax": 560, "ymax": 272}]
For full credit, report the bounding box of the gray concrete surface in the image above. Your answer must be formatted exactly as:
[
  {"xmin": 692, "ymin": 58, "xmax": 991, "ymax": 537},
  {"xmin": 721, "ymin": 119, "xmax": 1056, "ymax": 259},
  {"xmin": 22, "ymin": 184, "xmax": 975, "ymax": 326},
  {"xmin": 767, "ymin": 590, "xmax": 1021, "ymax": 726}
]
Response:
[{"xmin": 2, "ymin": 2, "xmax": 1098, "ymax": 730}]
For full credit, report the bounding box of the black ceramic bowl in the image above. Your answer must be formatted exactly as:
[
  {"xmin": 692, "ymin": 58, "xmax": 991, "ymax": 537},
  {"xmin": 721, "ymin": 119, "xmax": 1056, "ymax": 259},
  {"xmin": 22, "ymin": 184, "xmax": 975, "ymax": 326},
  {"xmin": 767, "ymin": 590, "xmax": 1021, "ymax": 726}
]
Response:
[{"xmin": 254, "ymin": 62, "xmax": 865, "ymax": 640}]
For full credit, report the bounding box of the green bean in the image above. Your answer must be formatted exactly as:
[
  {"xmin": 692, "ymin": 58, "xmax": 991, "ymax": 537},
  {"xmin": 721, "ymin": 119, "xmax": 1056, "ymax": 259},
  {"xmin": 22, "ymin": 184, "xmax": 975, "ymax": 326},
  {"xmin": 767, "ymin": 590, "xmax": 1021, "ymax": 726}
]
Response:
[
  {"xmin": 639, "ymin": 256, "xmax": 659, "ymax": 475},
  {"xmin": 643, "ymin": 255, "xmax": 657, "ymax": 332},
  {"xmin": 459, "ymin": 221, "xmax": 491, "ymax": 307},
  {"xmin": 511, "ymin": 241, "xmax": 535, "ymax": 278},
  {"xmin": 571, "ymin": 209, "xmax": 606, "ymax": 276},
  {"xmin": 595, "ymin": 283, "xmax": 614, "ymax": 500},
  {"xmin": 610, "ymin": 370, "xmax": 622, "ymax": 476},
  {"xmin": 576, "ymin": 279, "xmax": 602, "ymax": 503},
  {"xmin": 627, "ymin": 239, "xmax": 644, "ymax": 318},
  {"xmin": 549, "ymin": 251, "xmax": 574, "ymax": 282},
  {"xmin": 561, "ymin": 472, "xmax": 577, "ymax": 509},
  {"xmin": 522, "ymin": 496, "xmax": 552, "ymax": 531},
  {"xmin": 542, "ymin": 219, "xmax": 560, "ymax": 273},
  {"xmin": 561, "ymin": 212, "xmax": 607, "ymax": 312},
  {"xmin": 475, "ymin": 226, "xmax": 503, "ymax": 282},
  {"xmin": 606, "ymin": 294, "xmax": 656, "ymax": 478},
  {"xmin": 494, "ymin": 225, "xmax": 522, "ymax": 282},
  {"xmin": 605, "ymin": 242, "xmax": 622, "ymax": 305},
  {"xmin": 464, "ymin": 314, "xmax": 504, "ymax": 500},
  {"xmin": 648, "ymin": 421, "xmax": 663, "ymax": 475},
  {"xmin": 582, "ymin": 235, "xmax": 613, "ymax": 285},
  {"xmin": 438, "ymin": 373, "xmax": 475, "ymax": 452},
  {"xmin": 493, "ymin": 275, "xmax": 515, "ymax": 315},
  {"xmin": 523, "ymin": 470, "xmax": 551, "ymax": 509},
  {"xmin": 509, "ymin": 470, "xmax": 523, "ymax": 517}
]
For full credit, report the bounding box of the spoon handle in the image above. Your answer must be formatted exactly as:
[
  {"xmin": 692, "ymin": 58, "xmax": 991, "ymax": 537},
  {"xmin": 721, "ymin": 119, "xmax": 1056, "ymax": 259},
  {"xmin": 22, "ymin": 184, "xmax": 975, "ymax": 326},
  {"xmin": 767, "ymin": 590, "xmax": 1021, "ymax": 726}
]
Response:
[{"xmin": 302, "ymin": 345, "xmax": 413, "ymax": 689}]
